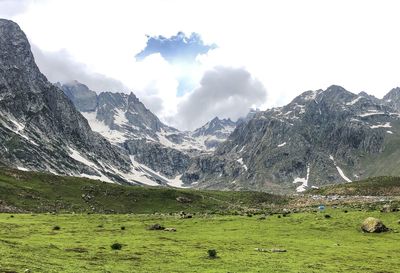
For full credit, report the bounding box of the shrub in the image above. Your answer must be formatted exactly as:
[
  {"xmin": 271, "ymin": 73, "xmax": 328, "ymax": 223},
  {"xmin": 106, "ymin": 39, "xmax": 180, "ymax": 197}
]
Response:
[
  {"xmin": 53, "ymin": 225, "xmax": 61, "ymax": 231},
  {"xmin": 121, "ymin": 226, "xmax": 125, "ymax": 230},
  {"xmin": 111, "ymin": 243, "xmax": 122, "ymax": 250},
  {"xmin": 324, "ymin": 214, "xmax": 331, "ymax": 219},
  {"xmin": 208, "ymin": 249, "xmax": 217, "ymax": 258}
]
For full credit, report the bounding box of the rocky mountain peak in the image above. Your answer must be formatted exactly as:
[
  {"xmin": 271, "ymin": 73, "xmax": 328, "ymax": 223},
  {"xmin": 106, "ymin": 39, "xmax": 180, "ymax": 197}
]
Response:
[{"xmin": 383, "ymin": 87, "xmax": 400, "ymax": 112}]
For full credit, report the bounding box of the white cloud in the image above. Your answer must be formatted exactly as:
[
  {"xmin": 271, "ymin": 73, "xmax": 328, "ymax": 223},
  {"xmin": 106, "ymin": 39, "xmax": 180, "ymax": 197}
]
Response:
[
  {"xmin": 0, "ymin": 0, "xmax": 31, "ymax": 17},
  {"xmin": 172, "ymin": 66, "xmax": 267, "ymax": 130},
  {"xmin": 31, "ymin": 45, "xmax": 128, "ymax": 93},
  {"xmin": 3, "ymin": 0, "xmax": 400, "ymax": 130}
]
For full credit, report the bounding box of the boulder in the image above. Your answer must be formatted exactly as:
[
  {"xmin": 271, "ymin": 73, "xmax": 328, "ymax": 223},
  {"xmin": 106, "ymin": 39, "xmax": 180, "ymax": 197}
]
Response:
[
  {"xmin": 361, "ymin": 217, "xmax": 389, "ymax": 233},
  {"xmin": 164, "ymin": 227, "xmax": 177, "ymax": 232},
  {"xmin": 176, "ymin": 196, "xmax": 192, "ymax": 203},
  {"xmin": 147, "ymin": 223, "xmax": 165, "ymax": 230}
]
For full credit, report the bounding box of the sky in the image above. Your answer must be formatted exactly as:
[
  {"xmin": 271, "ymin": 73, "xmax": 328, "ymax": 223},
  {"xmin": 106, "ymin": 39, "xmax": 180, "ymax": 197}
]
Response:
[{"xmin": 1, "ymin": 0, "xmax": 400, "ymax": 130}]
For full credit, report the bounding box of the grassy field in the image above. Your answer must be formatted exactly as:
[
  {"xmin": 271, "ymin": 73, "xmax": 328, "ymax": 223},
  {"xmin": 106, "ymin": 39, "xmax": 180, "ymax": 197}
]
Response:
[{"xmin": 0, "ymin": 209, "xmax": 399, "ymax": 273}]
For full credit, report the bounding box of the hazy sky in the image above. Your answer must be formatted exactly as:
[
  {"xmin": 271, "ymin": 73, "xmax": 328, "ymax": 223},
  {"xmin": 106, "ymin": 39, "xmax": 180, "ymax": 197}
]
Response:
[{"xmin": 1, "ymin": 0, "xmax": 400, "ymax": 130}]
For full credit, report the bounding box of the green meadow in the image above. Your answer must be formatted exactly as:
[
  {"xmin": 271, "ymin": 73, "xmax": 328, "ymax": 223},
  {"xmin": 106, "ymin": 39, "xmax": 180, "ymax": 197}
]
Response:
[{"xmin": 0, "ymin": 209, "xmax": 399, "ymax": 273}]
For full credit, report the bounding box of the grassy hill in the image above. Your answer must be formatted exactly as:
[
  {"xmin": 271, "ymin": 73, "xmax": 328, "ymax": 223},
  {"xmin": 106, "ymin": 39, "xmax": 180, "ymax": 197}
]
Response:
[
  {"xmin": 0, "ymin": 168, "xmax": 287, "ymax": 214},
  {"xmin": 308, "ymin": 176, "xmax": 400, "ymax": 196}
]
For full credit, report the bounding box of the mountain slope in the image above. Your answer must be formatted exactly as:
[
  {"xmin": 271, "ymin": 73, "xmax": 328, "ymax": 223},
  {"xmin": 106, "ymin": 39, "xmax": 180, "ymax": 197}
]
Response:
[
  {"xmin": 182, "ymin": 85, "xmax": 400, "ymax": 192},
  {"xmin": 0, "ymin": 19, "xmax": 172, "ymax": 186}
]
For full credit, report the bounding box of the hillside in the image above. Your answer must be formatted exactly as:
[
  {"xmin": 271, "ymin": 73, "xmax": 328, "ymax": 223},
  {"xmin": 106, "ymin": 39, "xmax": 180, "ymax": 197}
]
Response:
[
  {"xmin": 308, "ymin": 176, "xmax": 400, "ymax": 196},
  {"xmin": 0, "ymin": 168, "xmax": 286, "ymax": 214}
]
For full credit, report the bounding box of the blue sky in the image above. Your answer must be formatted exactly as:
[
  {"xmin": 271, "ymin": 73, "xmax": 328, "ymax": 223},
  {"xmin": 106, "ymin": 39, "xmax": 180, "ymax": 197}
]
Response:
[{"xmin": 136, "ymin": 32, "xmax": 217, "ymax": 96}]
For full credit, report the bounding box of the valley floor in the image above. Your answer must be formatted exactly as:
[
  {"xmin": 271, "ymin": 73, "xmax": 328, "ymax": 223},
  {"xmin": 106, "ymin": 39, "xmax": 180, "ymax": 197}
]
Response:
[{"xmin": 0, "ymin": 210, "xmax": 399, "ymax": 273}]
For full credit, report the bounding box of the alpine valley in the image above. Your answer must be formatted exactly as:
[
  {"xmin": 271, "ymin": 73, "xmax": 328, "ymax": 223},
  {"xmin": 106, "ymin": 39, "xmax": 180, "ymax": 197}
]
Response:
[{"xmin": 2, "ymin": 18, "xmax": 400, "ymax": 193}]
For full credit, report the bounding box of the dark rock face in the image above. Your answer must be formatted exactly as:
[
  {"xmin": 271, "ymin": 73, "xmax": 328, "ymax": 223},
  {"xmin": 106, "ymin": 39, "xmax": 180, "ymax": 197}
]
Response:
[
  {"xmin": 125, "ymin": 139, "xmax": 190, "ymax": 177},
  {"xmin": 0, "ymin": 19, "xmax": 133, "ymax": 183}
]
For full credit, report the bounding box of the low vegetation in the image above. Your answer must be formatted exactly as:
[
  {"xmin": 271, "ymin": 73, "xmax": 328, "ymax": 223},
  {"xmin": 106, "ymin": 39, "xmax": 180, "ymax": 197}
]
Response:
[
  {"xmin": 308, "ymin": 176, "xmax": 400, "ymax": 196},
  {"xmin": 0, "ymin": 210, "xmax": 399, "ymax": 272},
  {"xmin": 1, "ymin": 169, "xmax": 400, "ymax": 272},
  {"xmin": 0, "ymin": 168, "xmax": 287, "ymax": 214}
]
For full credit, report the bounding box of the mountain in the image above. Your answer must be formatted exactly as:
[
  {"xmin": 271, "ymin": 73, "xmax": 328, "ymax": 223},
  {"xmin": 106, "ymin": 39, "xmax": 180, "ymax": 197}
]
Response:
[
  {"xmin": 0, "ymin": 19, "xmax": 178, "ymax": 186},
  {"xmin": 182, "ymin": 85, "xmax": 400, "ymax": 193},
  {"xmin": 191, "ymin": 117, "xmax": 236, "ymax": 149},
  {"xmin": 61, "ymin": 80, "xmax": 237, "ymax": 152},
  {"xmin": 60, "ymin": 81, "xmax": 242, "ymax": 179}
]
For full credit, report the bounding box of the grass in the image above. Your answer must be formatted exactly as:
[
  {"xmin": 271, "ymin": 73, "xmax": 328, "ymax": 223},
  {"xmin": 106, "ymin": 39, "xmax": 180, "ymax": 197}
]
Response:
[
  {"xmin": 308, "ymin": 176, "xmax": 400, "ymax": 196},
  {"xmin": 0, "ymin": 209, "xmax": 399, "ymax": 272},
  {"xmin": 0, "ymin": 168, "xmax": 287, "ymax": 214}
]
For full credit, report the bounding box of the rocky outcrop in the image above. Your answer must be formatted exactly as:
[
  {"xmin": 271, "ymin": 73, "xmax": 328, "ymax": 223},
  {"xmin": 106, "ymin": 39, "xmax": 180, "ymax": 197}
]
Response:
[{"xmin": 361, "ymin": 217, "xmax": 389, "ymax": 233}]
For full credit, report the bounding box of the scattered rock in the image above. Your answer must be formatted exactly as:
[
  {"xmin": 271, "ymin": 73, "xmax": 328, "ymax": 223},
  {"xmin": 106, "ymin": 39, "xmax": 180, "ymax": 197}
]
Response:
[
  {"xmin": 258, "ymin": 215, "xmax": 267, "ymax": 220},
  {"xmin": 255, "ymin": 248, "xmax": 287, "ymax": 253},
  {"xmin": 164, "ymin": 227, "xmax": 177, "ymax": 232},
  {"xmin": 179, "ymin": 211, "xmax": 193, "ymax": 219},
  {"xmin": 65, "ymin": 247, "xmax": 88, "ymax": 253},
  {"xmin": 176, "ymin": 196, "xmax": 192, "ymax": 203},
  {"xmin": 361, "ymin": 217, "xmax": 389, "ymax": 233},
  {"xmin": 147, "ymin": 224, "xmax": 165, "ymax": 230}
]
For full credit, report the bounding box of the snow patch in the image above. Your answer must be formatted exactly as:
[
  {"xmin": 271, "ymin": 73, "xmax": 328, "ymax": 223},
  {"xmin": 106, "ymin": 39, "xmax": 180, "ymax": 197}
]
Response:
[
  {"xmin": 359, "ymin": 110, "xmax": 385, "ymax": 117},
  {"xmin": 277, "ymin": 142, "xmax": 286, "ymax": 147},
  {"xmin": 81, "ymin": 111, "xmax": 127, "ymax": 144},
  {"xmin": 17, "ymin": 166, "xmax": 29, "ymax": 171},
  {"xmin": 68, "ymin": 147, "xmax": 97, "ymax": 168},
  {"xmin": 293, "ymin": 165, "xmax": 310, "ymax": 192},
  {"xmin": 387, "ymin": 131, "xmax": 394, "ymax": 134},
  {"xmin": 129, "ymin": 155, "xmax": 187, "ymax": 187},
  {"xmin": 370, "ymin": 122, "xmax": 391, "ymax": 129},
  {"xmin": 113, "ymin": 109, "xmax": 129, "ymax": 126},
  {"xmin": 236, "ymin": 158, "xmax": 248, "ymax": 171},
  {"xmin": 346, "ymin": 96, "xmax": 362, "ymax": 105},
  {"xmin": 329, "ymin": 155, "xmax": 352, "ymax": 182}
]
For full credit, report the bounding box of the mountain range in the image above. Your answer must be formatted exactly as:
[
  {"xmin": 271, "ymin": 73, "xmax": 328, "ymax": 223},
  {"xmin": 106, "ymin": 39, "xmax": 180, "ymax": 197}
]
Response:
[{"xmin": 1, "ymin": 18, "xmax": 400, "ymax": 193}]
